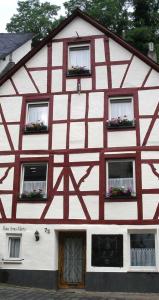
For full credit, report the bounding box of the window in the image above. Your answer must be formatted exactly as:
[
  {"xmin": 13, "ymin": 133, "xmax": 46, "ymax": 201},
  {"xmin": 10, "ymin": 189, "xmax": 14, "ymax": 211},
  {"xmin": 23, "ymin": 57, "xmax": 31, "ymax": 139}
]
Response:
[
  {"xmin": 21, "ymin": 163, "xmax": 47, "ymax": 199},
  {"xmin": 130, "ymin": 233, "xmax": 156, "ymax": 267},
  {"xmin": 92, "ymin": 235, "xmax": 123, "ymax": 267},
  {"xmin": 25, "ymin": 102, "xmax": 48, "ymax": 132},
  {"xmin": 108, "ymin": 97, "xmax": 135, "ymax": 128},
  {"xmin": 107, "ymin": 160, "xmax": 136, "ymax": 198},
  {"xmin": 68, "ymin": 44, "xmax": 90, "ymax": 75},
  {"xmin": 8, "ymin": 236, "xmax": 21, "ymax": 258}
]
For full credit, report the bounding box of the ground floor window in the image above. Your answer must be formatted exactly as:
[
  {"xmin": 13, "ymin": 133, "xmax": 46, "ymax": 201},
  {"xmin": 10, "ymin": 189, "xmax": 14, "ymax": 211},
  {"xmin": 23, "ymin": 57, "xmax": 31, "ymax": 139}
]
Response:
[
  {"xmin": 8, "ymin": 235, "xmax": 21, "ymax": 258},
  {"xmin": 92, "ymin": 235, "xmax": 123, "ymax": 267},
  {"xmin": 130, "ymin": 233, "xmax": 156, "ymax": 267}
]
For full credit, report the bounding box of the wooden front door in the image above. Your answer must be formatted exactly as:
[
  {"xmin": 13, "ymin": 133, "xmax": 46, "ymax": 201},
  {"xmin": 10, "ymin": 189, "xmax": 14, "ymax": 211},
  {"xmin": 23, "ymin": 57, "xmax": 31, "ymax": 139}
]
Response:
[{"xmin": 58, "ymin": 232, "xmax": 86, "ymax": 288}]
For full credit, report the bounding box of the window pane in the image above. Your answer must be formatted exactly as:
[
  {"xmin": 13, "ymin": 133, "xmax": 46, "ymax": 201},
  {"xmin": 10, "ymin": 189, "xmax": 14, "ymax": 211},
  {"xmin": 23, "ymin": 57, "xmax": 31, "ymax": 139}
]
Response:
[
  {"xmin": 110, "ymin": 99, "xmax": 132, "ymax": 120},
  {"xmin": 28, "ymin": 103, "xmax": 48, "ymax": 125},
  {"xmin": 69, "ymin": 46, "xmax": 90, "ymax": 69},
  {"xmin": 22, "ymin": 164, "xmax": 47, "ymax": 195},
  {"xmin": 9, "ymin": 237, "xmax": 20, "ymax": 258},
  {"xmin": 92, "ymin": 235, "xmax": 123, "ymax": 267},
  {"xmin": 130, "ymin": 234, "xmax": 155, "ymax": 266}
]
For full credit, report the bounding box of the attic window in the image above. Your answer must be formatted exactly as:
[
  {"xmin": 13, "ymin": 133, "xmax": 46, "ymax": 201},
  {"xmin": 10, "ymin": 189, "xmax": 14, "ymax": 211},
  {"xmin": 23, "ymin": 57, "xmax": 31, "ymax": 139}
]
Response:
[{"xmin": 68, "ymin": 44, "xmax": 90, "ymax": 76}]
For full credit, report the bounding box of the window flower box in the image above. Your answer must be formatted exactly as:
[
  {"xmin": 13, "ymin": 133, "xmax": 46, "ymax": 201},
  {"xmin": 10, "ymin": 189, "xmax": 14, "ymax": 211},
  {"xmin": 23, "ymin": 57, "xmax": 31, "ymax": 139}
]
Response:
[
  {"xmin": 107, "ymin": 116, "xmax": 135, "ymax": 129},
  {"xmin": 107, "ymin": 187, "xmax": 135, "ymax": 199},
  {"xmin": 67, "ymin": 66, "xmax": 90, "ymax": 76},
  {"xmin": 20, "ymin": 189, "xmax": 45, "ymax": 200},
  {"xmin": 24, "ymin": 122, "xmax": 48, "ymax": 133}
]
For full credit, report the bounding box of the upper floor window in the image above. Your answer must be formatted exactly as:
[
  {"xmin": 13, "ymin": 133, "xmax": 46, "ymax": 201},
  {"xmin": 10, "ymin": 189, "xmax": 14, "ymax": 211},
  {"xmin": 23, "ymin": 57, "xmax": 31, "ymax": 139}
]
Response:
[
  {"xmin": 130, "ymin": 233, "xmax": 156, "ymax": 268},
  {"xmin": 107, "ymin": 97, "xmax": 135, "ymax": 129},
  {"xmin": 20, "ymin": 163, "xmax": 47, "ymax": 200},
  {"xmin": 25, "ymin": 102, "xmax": 48, "ymax": 133},
  {"xmin": 68, "ymin": 44, "xmax": 90, "ymax": 76},
  {"xmin": 8, "ymin": 235, "xmax": 21, "ymax": 259},
  {"xmin": 106, "ymin": 159, "xmax": 136, "ymax": 198}
]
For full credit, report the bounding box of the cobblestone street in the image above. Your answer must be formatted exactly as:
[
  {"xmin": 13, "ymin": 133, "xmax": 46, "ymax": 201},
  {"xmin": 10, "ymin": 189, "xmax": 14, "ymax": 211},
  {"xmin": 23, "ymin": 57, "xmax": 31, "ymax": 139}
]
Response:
[{"xmin": 0, "ymin": 285, "xmax": 159, "ymax": 300}]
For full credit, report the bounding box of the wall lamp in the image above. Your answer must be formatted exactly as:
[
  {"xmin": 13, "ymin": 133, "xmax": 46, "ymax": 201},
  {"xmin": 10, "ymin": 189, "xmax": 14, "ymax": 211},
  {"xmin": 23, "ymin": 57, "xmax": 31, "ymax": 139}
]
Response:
[{"xmin": 34, "ymin": 230, "xmax": 40, "ymax": 241}]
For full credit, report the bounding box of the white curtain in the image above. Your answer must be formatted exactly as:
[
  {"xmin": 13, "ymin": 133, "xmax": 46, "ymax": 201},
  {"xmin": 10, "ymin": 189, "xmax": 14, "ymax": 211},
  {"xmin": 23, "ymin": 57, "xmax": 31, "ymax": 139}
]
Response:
[
  {"xmin": 28, "ymin": 105, "xmax": 48, "ymax": 125},
  {"xmin": 9, "ymin": 237, "xmax": 20, "ymax": 258},
  {"xmin": 23, "ymin": 181, "xmax": 46, "ymax": 195},
  {"xmin": 111, "ymin": 100, "xmax": 132, "ymax": 119},
  {"xmin": 131, "ymin": 248, "xmax": 155, "ymax": 266},
  {"xmin": 69, "ymin": 47, "xmax": 90, "ymax": 69},
  {"xmin": 108, "ymin": 178, "xmax": 134, "ymax": 191}
]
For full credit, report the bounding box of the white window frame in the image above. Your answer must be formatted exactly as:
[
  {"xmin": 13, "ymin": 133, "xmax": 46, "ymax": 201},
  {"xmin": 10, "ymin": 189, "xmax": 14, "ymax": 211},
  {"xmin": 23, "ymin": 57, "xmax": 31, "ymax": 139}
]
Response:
[
  {"xmin": 5, "ymin": 234, "xmax": 22, "ymax": 262},
  {"xmin": 109, "ymin": 96, "xmax": 134, "ymax": 120},
  {"xmin": 20, "ymin": 163, "xmax": 48, "ymax": 198},
  {"xmin": 128, "ymin": 230, "xmax": 157, "ymax": 272},
  {"xmin": 68, "ymin": 43, "xmax": 90, "ymax": 71},
  {"xmin": 26, "ymin": 101, "xmax": 49, "ymax": 126},
  {"xmin": 106, "ymin": 159, "xmax": 136, "ymax": 196}
]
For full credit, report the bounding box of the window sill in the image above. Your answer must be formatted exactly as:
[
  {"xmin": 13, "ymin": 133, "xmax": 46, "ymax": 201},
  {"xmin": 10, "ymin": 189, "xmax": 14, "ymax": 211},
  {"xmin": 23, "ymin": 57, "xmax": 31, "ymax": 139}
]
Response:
[
  {"xmin": 105, "ymin": 196, "xmax": 137, "ymax": 202},
  {"xmin": 2, "ymin": 258, "xmax": 24, "ymax": 264},
  {"xmin": 23, "ymin": 129, "xmax": 49, "ymax": 135},
  {"xmin": 107, "ymin": 125, "xmax": 136, "ymax": 131},
  {"xmin": 128, "ymin": 267, "xmax": 157, "ymax": 272},
  {"xmin": 66, "ymin": 72, "xmax": 91, "ymax": 78},
  {"xmin": 18, "ymin": 197, "xmax": 47, "ymax": 203}
]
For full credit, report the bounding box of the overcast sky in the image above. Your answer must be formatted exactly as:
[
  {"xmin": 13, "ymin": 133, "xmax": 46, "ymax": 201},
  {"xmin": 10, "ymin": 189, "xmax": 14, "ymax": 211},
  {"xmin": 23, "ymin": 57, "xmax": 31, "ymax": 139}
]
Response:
[{"xmin": 0, "ymin": 0, "xmax": 66, "ymax": 32}]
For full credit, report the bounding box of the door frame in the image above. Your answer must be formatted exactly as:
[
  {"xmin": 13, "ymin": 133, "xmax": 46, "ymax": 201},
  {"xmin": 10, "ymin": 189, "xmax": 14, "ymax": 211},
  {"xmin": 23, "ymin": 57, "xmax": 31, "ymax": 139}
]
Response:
[{"xmin": 58, "ymin": 231, "xmax": 86, "ymax": 288}]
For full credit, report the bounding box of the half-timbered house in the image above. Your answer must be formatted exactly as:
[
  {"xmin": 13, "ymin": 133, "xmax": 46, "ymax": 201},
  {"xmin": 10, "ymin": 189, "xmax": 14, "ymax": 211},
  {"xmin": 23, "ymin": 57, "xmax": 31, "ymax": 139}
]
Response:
[{"xmin": 0, "ymin": 9, "xmax": 159, "ymax": 292}]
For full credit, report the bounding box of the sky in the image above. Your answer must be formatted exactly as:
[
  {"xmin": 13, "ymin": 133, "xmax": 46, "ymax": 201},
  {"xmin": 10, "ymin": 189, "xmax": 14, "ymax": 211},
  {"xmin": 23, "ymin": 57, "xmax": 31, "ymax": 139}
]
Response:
[{"xmin": 0, "ymin": 0, "xmax": 66, "ymax": 32}]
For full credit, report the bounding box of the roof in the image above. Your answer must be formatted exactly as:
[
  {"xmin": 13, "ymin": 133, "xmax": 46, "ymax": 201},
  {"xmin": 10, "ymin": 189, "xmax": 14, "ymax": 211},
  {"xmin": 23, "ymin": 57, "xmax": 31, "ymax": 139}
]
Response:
[
  {"xmin": 0, "ymin": 9, "xmax": 159, "ymax": 86},
  {"xmin": 0, "ymin": 33, "xmax": 33, "ymax": 59}
]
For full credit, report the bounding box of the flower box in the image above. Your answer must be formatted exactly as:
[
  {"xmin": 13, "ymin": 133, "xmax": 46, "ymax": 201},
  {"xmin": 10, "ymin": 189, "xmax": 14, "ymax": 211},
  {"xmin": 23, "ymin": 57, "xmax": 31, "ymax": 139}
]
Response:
[
  {"xmin": 20, "ymin": 189, "xmax": 45, "ymax": 200},
  {"xmin": 24, "ymin": 122, "xmax": 48, "ymax": 133},
  {"xmin": 107, "ymin": 117, "xmax": 135, "ymax": 129},
  {"xmin": 107, "ymin": 187, "xmax": 135, "ymax": 199},
  {"xmin": 67, "ymin": 66, "xmax": 90, "ymax": 76}
]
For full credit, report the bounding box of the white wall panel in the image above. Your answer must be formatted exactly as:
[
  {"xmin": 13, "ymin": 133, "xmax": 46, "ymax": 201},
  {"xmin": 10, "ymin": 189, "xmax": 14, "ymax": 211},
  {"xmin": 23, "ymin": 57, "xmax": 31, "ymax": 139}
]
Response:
[
  {"xmin": 141, "ymin": 151, "xmax": 159, "ymax": 159},
  {"xmin": 138, "ymin": 90, "xmax": 159, "ymax": 115},
  {"xmin": 16, "ymin": 204, "xmax": 45, "ymax": 219},
  {"xmin": 69, "ymin": 122, "xmax": 85, "ymax": 149},
  {"xmin": 0, "ymin": 195, "xmax": 12, "ymax": 218},
  {"xmin": 108, "ymin": 131, "xmax": 136, "ymax": 147},
  {"xmin": 95, "ymin": 38, "xmax": 105, "ymax": 62},
  {"xmin": 0, "ymin": 126, "xmax": 11, "ymax": 150},
  {"xmin": 30, "ymin": 71, "xmax": 47, "ymax": 93},
  {"xmin": 0, "ymin": 97, "xmax": 22, "ymax": 122},
  {"xmin": 143, "ymin": 195, "xmax": 159, "ymax": 219},
  {"xmin": 70, "ymin": 166, "xmax": 88, "ymax": 190},
  {"xmin": 52, "ymin": 124, "xmax": 67, "ymax": 149},
  {"xmin": 123, "ymin": 56, "xmax": 150, "ymax": 88},
  {"xmin": 22, "ymin": 134, "xmax": 48, "ymax": 150},
  {"xmin": 139, "ymin": 119, "xmax": 151, "ymax": 145},
  {"xmin": 52, "ymin": 42, "xmax": 63, "ymax": 66},
  {"xmin": 0, "ymin": 156, "xmax": 15, "ymax": 163},
  {"xmin": 0, "ymin": 80, "xmax": 15, "ymax": 96},
  {"xmin": 81, "ymin": 78, "xmax": 92, "ymax": 90},
  {"xmin": 66, "ymin": 79, "xmax": 77, "ymax": 91},
  {"xmin": 95, "ymin": 66, "xmax": 108, "ymax": 89},
  {"xmin": 55, "ymin": 17, "xmax": 103, "ymax": 38},
  {"xmin": 0, "ymin": 167, "xmax": 13, "ymax": 190},
  {"xmin": 88, "ymin": 92, "xmax": 104, "ymax": 118},
  {"xmin": 12, "ymin": 67, "xmax": 37, "ymax": 94},
  {"xmin": 26, "ymin": 46, "xmax": 47, "ymax": 67},
  {"xmin": 142, "ymin": 164, "xmax": 159, "ymax": 189},
  {"xmin": 45, "ymin": 196, "xmax": 63, "ymax": 219},
  {"xmin": 109, "ymin": 38, "xmax": 131, "ymax": 61},
  {"xmin": 8, "ymin": 125, "xmax": 19, "ymax": 150},
  {"xmin": 51, "ymin": 70, "xmax": 62, "ymax": 92},
  {"xmin": 111, "ymin": 65, "xmax": 127, "ymax": 88},
  {"xmin": 71, "ymin": 94, "xmax": 86, "ymax": 119},
  {"xmin": 80, "ymin": 166, "xmax": 99, "ymax": 191},
  {"xmin": 53, "ymin": 95, "xmax": 68, "ymax": 120},
  {"xmin": 69, "ymin": 153, "xmax": 99, "ymax": 162},
  {"xmin": 145, "ymin": 70, "xmax": 159, "ymax": 87},
  {"xmin": 83, "ymin": 196, "xmax": 99, "ymax": 220},
  {"xmin": 105, "ymin": 202, "xmax": 137, "ymax": 220},
  {"xmin": 88, "ymin": 122, "xmax": 103, "ymax": 148},
  {"xmin": 69, "ymin": 196, "xmax": 86, "ymax": 219},
  {"xmin": 53, "ymin": 167, "xmax": 63, "ymax": 191},
  {"xmin": 147, "ymin": 119, "xmax": 159, "ymax": 145}
]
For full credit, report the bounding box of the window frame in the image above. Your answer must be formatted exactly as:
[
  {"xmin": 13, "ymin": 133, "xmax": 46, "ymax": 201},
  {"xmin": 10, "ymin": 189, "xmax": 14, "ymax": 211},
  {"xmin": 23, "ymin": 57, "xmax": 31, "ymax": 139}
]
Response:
[
  {"xmin": 6, "ymin": 234, "xmax": 22, "ymax": 261},
  {"xmin": 67, "ymin": 43, "xmax": 91, "ymax": 76},
  {"xmin": 25, "ymin": 101, "xmax": 49, "ymax": 134},
  {"xmin": 108, "ymin": 96, "xmax": 135, "ymax": 129},
  {"xmin": 128, "ymin": 230, "xmax": 157, "ymax": 272},
  {"xmin": 20, "ymin": 162, "xmax": 48, "ymax": 200},
  {"xmin": 106, "ymin": 159, "xmax": 136, "ymax": 199}
]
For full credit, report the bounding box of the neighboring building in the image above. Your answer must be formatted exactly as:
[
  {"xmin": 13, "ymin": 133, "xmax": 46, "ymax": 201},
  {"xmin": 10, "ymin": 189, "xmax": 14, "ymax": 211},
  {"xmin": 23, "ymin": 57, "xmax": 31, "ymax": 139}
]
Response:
[
  {"xmin": 0, "ymin": 9, "xmax": 159, "ymax": 292},
  {"xmin": 0, "ymin": 33, "xmax": 33, "ymax": 78}
]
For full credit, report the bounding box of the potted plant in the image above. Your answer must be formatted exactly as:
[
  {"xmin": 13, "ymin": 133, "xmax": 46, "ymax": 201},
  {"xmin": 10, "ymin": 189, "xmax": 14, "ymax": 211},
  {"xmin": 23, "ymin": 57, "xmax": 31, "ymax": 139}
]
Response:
[
  {"xmin": 68, "ymin": 65, "xmax": 90, "ymax": 76},
  {"xmin": 107, "ymin": 186, "xmax": 133, "ymax": 198},
  {"xmin": 106, "ymin": 116, "xmax": 135, "ymax": 128},
  {"xmin": 20, "ymin": 189, "xmax": 45, "ymax": 200},
  {"xmin": 25, "ymin": 121, "xmax": 48, "ymax": 133}
]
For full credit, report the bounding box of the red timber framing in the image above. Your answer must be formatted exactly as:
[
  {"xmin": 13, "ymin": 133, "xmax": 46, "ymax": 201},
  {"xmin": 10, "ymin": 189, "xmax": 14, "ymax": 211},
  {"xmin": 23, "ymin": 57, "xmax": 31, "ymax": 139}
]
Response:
[{"xmin": 0, "ymin": 9, "xmax": 159, "ymax": 226}]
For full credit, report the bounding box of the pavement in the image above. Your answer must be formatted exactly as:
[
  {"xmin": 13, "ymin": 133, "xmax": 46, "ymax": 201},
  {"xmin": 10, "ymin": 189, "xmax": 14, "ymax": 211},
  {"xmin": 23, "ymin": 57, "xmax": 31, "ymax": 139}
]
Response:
[{"xmin": 0, "ymin": 284, "xmax": 159, "ymax": 300}]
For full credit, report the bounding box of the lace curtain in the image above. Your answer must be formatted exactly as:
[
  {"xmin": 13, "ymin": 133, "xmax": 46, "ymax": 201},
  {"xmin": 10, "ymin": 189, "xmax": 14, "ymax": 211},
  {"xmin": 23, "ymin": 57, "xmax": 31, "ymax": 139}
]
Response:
[
  {"xmin": 108, "ymin": 178, "xmax": 134, "ymax": 191},
  {"xmin": 28, "ymin": 105, "xmax": 48, "ymax": 125},
  {"xmin": 69, "ymin": 47, "xmax": 90, "ymax": 69},
  {"xmin": 131, "ymin": 248, "xmax": 155, "ymax": 266},
  {"xmin": 23, "ymin": 181, "xmax": 46, "ymax": 195},
  {"xmin": 9, "ymin": 237, "xmax": 20, "ymax": 258},
  {"xmin": 111, "ymin": 100, "xmax": 132, "ymax": 119}
]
